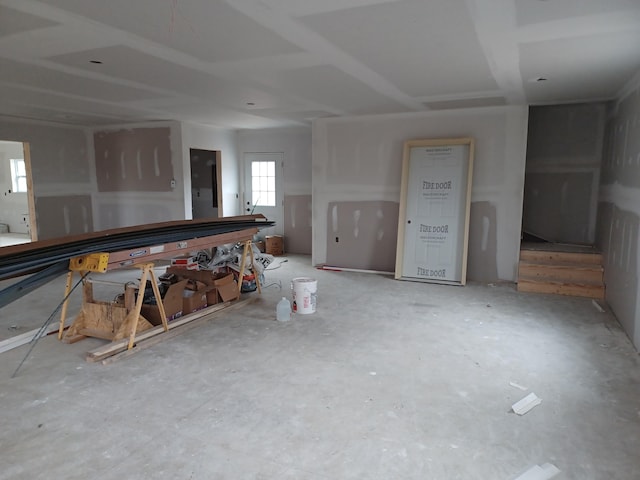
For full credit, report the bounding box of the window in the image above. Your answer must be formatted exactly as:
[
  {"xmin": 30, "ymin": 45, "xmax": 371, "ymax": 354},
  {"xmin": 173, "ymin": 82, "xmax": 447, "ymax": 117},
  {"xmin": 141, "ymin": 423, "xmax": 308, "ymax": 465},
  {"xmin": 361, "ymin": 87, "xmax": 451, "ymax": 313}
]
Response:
[
  {"xmin": 251, "ymin": 160, "xmax": 276, "ymax": 207},
  {"xmin": 10, "ymin": 159, "xmax": 27, "ymax": 193}
]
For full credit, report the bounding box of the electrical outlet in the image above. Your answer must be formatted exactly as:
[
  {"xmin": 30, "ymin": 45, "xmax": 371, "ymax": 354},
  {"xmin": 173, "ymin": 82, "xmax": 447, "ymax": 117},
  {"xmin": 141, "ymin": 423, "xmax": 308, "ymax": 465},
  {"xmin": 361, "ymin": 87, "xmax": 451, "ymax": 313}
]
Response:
[{"xmin": 170, "ymin": 179, "xmax": 176, "ymax": 188}]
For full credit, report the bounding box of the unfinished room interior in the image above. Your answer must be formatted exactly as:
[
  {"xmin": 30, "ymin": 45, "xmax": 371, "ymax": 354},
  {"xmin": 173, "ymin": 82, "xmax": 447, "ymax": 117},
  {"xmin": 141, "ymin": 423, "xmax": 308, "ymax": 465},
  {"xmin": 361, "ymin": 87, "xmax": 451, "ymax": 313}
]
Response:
[{"xmin": 0, "ymin": 0, "xmax": 639, "ymax": 478}]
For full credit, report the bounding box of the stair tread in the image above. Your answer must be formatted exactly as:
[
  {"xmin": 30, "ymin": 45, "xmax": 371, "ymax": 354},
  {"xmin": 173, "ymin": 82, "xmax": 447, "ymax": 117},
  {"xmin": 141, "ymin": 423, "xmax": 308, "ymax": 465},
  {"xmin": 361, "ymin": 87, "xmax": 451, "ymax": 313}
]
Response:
[
  {"xmin": 518, "ymin": 260, "xmax": 603, "ymax": 270},
  {"xmin": 517, "ymin": 278, "xmax": 605, "ymax": 299},
  {"xmin": 518, "ymin": 275, "xmax": 605, "ymax": 287},
  {"xmin": 519, "ymin": 250, "xmax": 602, "ymax": 262}
]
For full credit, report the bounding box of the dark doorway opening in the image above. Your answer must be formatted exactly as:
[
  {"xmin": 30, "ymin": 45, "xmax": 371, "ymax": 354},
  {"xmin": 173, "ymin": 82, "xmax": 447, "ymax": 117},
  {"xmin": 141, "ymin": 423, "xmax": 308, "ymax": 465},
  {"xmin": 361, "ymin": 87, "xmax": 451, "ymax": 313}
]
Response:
[{"xmin": 190, "ymin": 148, "xmax": 222, "ymax": 219}]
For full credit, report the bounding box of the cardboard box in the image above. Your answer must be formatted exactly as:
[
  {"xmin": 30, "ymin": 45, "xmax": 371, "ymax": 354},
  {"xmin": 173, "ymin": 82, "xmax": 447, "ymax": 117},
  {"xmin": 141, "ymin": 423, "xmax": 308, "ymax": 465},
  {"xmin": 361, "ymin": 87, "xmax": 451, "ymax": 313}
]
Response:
[
  {"xmin": 140, "ymin": 279, "xmax": 188, "ymax": 326},
  {"xmin": 165, "ymin": 267, "xmax": 238, "ymax": 303},
  {"xmin": 213, "ymin": 272, "xmax": 240, "ymax": 302},
  {"xmin": 206, "ymin": 287, "xmax": 219, "ymax": 306},
  {"xmin": 166, "ymin": 266, "xmax": 217, "ymax": 285},
  {"xmin": 265, "ymin": 235, "xmax": 283, "ymax": 256},
  {"xmin": 182, "ymin": 287, "xmax": 209, "ymax": 314}
]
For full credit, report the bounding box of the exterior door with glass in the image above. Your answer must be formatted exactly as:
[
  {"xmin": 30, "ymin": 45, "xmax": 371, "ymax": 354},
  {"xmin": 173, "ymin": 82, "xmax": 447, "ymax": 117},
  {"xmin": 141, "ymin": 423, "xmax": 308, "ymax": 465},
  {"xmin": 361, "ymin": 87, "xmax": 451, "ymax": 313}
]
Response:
[{"xmin": 243, "ymin": 152, "xmax": 283, "ymax": 237}]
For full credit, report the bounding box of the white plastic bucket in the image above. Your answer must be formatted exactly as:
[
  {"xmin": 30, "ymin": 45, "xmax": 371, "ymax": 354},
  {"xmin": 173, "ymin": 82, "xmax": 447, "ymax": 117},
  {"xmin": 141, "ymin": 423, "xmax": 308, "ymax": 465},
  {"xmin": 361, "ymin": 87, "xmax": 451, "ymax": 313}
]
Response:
[{"xmin": 291, "ymin": 277, "xmax": 317, "ymax": 314}]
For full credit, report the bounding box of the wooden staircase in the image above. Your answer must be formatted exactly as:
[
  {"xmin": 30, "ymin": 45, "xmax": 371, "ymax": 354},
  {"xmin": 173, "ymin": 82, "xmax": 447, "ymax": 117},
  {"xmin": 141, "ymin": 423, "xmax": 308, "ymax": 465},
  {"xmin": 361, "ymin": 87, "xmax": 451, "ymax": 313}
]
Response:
[{"xmin": 517, "ymin": 247, "xmax": 605, "ymax": 299}]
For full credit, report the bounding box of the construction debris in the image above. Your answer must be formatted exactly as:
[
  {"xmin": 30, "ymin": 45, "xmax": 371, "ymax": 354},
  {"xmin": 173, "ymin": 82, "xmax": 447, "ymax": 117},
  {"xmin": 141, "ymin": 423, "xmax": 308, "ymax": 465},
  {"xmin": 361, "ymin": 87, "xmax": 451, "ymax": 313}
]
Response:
[
  {"xmin": 513, "ymin": 462, "xmax": 560, "ymax": 480},
  {"xmin": 512, "ymin": 392, "xmax": 542, "ymax": 415}
]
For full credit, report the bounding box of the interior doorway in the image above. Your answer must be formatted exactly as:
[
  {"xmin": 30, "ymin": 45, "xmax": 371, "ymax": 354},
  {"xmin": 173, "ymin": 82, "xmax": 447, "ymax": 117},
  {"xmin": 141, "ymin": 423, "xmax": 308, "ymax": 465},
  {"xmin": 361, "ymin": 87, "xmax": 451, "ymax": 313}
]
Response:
[
  {"xmin": 0, "ymin": 140, "xmax": 36, "ymax": 245},
  {"xmin": 190, "ymin": 148, "xmax": 222, "ymax": 219},
  {"xmin": 521, "ymin": 104, "xmax": 605, "ymax": 246}
]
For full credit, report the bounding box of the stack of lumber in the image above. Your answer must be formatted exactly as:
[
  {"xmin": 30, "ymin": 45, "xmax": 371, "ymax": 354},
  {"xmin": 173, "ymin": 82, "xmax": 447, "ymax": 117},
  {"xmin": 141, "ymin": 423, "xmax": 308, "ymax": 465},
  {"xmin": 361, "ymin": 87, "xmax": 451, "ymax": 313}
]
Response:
[{"xmin": 0, "ymin": 215, "xmax": 273, "ymax": 308}]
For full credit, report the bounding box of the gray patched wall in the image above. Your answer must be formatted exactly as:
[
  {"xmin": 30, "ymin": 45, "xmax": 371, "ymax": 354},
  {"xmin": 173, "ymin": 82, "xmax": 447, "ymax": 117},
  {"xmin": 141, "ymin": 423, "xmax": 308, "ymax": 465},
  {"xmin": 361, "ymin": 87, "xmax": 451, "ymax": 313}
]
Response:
[
  {"xmin": 313, "ymin": 106, "xmax": 529, "ymax": 282},
  {"xmin": 284, "ymin": 194, "xmax": 312, "ymax": 254},
  {"xmin": 597, "ymin": 80, "xmax": 640, "ymax": 350},
  {"xmin": 325, "ymin": 201, "xmax": 399, "ymax": 272},
  {"xmin": 92, "ymin": 122, "xmax": 186, "ymax": 230},
  {"xmin": 596, "ymin": 203, "xmax": 638, "ymax": 346},
  {"xmin": 35, "ymin": 195, "xmax": 93, "ymax": 239},
  {"xmin": 467, "ymin": 201, "xmax": 498, "ymax": 282},
  {"xmin": 0, "ymin": 119, "xmax": 93, "ymax": 240}
]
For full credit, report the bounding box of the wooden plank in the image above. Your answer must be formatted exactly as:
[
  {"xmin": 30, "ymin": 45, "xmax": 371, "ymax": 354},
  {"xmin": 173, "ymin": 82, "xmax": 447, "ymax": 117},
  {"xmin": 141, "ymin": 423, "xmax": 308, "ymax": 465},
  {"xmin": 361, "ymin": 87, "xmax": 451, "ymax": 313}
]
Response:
[
  {"xmin": 61, "ymin": 334, "xmax": 86, "ymax": 345},
  {"xmin": 58, "ymin": 271, "xmax": 75, "ymax": 340},
  {"xmin": 517, "ymin": 278, "xmax": 605, "ymax": 299},
  {"xmin": 77, "ymin": 328, "xmax": 114, "ymax": 341},
  {"xmin": 518, "ymin": 262, "xmax": 604, "ymax": 284},
  {"xmin": 101, "ymin": 297, "xmax": 255, "ymax": 365},
  {"xmin": 85, "ymin": 298, "xmax": 245, "ymax": 362},
  {"xmin": 0, "ymin": 214, "xmax": 267, "ymax": 258},
  {"xmin": 519, "ymin": 250, "xmax": 603, "ymax": 265},
  {"xmin": 105, "ymin": 228, "xmax": 257, "ymax": 269},
  {"xmin": 23, "ymin": 142, "xmax": 38, "ymax": 242}
]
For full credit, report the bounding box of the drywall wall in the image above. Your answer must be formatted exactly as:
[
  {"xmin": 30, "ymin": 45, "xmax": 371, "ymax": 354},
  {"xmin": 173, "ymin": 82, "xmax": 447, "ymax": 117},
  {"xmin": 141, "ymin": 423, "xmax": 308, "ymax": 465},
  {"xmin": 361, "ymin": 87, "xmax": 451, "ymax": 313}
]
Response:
[
  {"xmin": 312, "ymin": 106, "xmax": 528, "ymax": 281},
  {"xmin": 35, "ymin": 194, "xmax": 93, "ymax": 239},
  {"xmin": 238, "ymin": 127, "xmax": 312, "ymax": 254},
  {"xmin": 326, "ymin": 200, "xmax": 398, "ymax": 271},
  {"xmin": 94, "ymin": 127, "xmax": 173, "ymax": 192},
  {"xmin": 523, "ymin": 103, "xmax": 605, "ymax": 244},
  {"xmin": 182, "ymin": 123, "xmax": 240, "ymax": 218},
  {"xmin": 92, "ymin": 122, "xmax": 185, "ymax": 230},
  {"xmin": 597, "ymin": 77, "xmax": 640, "ymax": 350},
  {"xmin": 0, "ymin": 118, "xmax": 93, "ymax": 240},
  {"xmin": 0, "ymin": 141, "xmax": 28, "ymax": 234},
  {"xmin": 284, "ymin": 194, "xmax": 312, "ymax": 254}
]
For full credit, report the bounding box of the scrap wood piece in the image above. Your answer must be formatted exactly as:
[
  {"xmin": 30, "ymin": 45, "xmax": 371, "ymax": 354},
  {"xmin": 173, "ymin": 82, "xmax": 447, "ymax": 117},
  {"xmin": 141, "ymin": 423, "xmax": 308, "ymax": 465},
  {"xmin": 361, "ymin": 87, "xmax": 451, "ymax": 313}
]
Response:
[
  {"xmin": 591, "ymin": 299, "xmax": 605, "ymax": 313},
  {"xmin": 86, "ymin": 297, "xmax": 254, "ymax": 363},
  {"xmin": 509, "ymin": 381, "xmax": 528, "ymax": 391},
  {"xmin": 512, "ymin": 392, "xmax": 542, "ymax": 415},
  {"xmin": 514, "ymin": 463, "xmax": 560, "ymax": 480}
]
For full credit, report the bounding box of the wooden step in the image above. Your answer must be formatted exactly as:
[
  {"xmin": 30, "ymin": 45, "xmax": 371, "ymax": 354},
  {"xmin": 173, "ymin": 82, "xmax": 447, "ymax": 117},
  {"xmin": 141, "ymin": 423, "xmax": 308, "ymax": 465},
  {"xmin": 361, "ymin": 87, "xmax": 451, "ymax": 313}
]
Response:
[
  {"xmin": 518, "ymin": 261, "xmax": 604, "ymax": 284},
  {"xmin": 519, "ymin": 249, "xmax": 602, "ymax": 265},
  {"xmin": 517, "ymin": 277, "xmax": 605, "ymax": 299}
]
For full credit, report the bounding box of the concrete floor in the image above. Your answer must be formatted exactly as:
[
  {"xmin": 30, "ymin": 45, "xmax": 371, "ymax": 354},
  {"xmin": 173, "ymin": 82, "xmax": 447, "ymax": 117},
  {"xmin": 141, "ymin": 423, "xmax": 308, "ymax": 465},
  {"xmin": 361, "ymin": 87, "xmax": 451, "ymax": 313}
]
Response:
[{"xmin": 0, "ymin": 255, "xmax": 639, "ymax": 479}]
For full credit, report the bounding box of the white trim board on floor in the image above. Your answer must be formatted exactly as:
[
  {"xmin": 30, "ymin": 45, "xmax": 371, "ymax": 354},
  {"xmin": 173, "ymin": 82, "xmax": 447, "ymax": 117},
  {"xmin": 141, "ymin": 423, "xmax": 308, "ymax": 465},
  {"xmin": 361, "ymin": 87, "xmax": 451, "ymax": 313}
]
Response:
[{"xmin": 0, "ymin": 320, "xmax": 69, "ymax": 354}]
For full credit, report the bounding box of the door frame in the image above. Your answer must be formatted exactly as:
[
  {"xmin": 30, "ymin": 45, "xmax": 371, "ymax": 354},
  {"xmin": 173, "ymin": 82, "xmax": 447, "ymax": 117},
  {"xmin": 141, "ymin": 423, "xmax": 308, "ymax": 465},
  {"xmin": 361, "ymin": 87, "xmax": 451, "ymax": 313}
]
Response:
[
  {"xmin": 189, "ymin": 148, "xmax": 223, "ymax": 219},
  {"xmin": 23, "ymin": 143, "xmax": 37, "ymax": 241},
  {"xmin": 243, "ymin": 152, "xmax": 284, "ymax": 236},
  {"xmin": 394, "ymin": 137, "xmax": 474, "ymax": 285},
  {"xmin": 0, "ymin": 140, "xmax": 37, "ymax": 241}
]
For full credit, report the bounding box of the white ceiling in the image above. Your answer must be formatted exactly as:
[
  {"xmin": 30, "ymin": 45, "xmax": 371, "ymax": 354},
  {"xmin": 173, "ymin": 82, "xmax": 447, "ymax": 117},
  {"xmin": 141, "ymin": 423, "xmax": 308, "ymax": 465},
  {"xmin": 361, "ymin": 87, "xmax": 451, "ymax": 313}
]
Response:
[{"xmin": 0, "ymin": 0, "xmax": 639, "ymax": 128}]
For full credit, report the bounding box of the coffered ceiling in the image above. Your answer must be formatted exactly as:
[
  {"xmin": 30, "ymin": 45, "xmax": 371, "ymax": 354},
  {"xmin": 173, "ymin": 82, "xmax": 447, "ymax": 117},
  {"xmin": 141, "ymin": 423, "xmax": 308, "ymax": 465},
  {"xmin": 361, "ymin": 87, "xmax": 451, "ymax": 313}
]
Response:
[{"xmin": 0, "ymin": 0, "xmax": 638, "ymax": 128}]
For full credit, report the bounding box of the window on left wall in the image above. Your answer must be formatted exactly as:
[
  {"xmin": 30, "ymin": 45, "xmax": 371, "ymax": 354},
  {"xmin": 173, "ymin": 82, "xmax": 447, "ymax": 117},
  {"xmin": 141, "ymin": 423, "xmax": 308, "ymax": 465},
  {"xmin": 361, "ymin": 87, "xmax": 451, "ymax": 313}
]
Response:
[{"xmin": 10, "ymin": 158, "xmax": 27, "ymax": 193}]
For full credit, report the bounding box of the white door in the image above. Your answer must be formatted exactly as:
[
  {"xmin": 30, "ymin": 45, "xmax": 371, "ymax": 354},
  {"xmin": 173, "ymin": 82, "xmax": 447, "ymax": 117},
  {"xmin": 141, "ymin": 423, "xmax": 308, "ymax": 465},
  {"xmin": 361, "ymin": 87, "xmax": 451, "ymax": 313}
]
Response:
[
  {"xmin": 243, "ymin": 152, "xmax": 284, "ymax": 237},
  {"xmin": 396, "ymin": 140, "xmax": 473, "ymax": 285}
]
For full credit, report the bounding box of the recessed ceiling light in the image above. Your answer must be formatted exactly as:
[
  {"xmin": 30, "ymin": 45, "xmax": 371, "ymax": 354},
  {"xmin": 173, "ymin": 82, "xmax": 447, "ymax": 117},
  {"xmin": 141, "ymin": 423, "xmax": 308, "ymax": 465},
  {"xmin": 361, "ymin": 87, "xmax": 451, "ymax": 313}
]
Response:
[
  {"xmin": 89, "ymin": 60, "xmax": 103, "ymax": 64},
  {"xmin": 246, "ymin": 102, "xmax": 255, "ymax": 106}
]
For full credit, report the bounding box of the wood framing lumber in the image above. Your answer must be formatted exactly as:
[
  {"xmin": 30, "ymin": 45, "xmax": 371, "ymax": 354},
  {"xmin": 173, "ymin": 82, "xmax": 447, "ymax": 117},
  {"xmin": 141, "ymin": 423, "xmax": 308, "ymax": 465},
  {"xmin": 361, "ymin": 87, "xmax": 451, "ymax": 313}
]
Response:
[
  {"xmin": 0, "ymin": 215, "xmax": 274, "ymax": 281},
  {"xmin": 100, "ymin": 297, "xmax": 255, "ymax": 365},
  {"xmin": 86, "ymin": 297, "xmax": 253, "ymax": 362}
]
